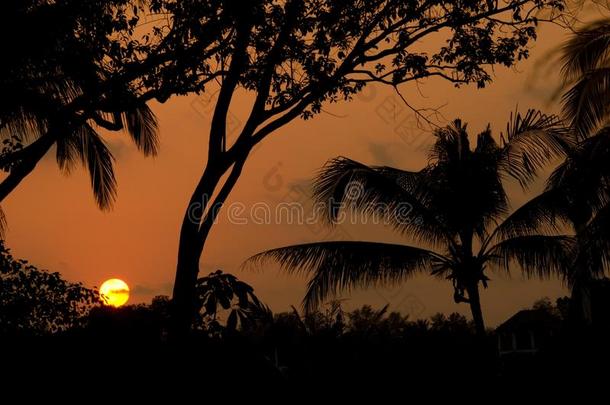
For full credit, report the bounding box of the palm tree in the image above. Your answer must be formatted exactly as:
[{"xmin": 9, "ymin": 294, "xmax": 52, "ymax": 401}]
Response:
[
  {"xmin": 0, "ymin": 0, "xmax": 159, "ymax": 234},
  {"xmin": 561, "ymin": 18, "xmax": 610, "ymax": 138},
  {"xmin": 542, "ymin": 18, "xmax": 610, "ymax": 324},
  {"xmin": 248, "ymin": 110, "xmax": 574, "ymax": 337},
  {"xmin": 540, "ymin": 126, "xmax": 610, "ymax": 324}
]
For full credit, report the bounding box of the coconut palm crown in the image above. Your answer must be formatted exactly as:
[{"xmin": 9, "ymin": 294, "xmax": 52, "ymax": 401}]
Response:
[
  {"xmin": 562, "ymin": 18, "xmax": 610, "ymax": 138},
  {"xmin": 248, "ymin": 110, "xmax": 575, "ymax": 336}
]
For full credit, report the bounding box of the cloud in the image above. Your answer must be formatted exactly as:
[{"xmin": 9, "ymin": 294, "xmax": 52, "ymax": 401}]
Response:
[
  {"xmin": 367, "ymin": 142, "xmax": 400, "ymax": 166},
  {"xmin": 108, "ymin": 288, "xmax": 129, "ymax": 294},
  {"xmin": 103, "ymin": 136, "xmax": 130, "ymax": 160},
  {"xmin": 130, "ymin": 282, "xmax": 172, "ymax": 297}
]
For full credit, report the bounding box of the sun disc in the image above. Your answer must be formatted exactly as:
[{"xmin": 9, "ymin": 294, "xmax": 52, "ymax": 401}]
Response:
[{"xmin": 100, "ymin": 278, "xmax": 130, "ymax": 307}]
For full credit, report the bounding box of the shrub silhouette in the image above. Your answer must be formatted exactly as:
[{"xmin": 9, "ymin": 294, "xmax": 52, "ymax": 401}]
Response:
[{"xmin": 0, "ymin": 240, "xmax": 97, "ymax": 336}]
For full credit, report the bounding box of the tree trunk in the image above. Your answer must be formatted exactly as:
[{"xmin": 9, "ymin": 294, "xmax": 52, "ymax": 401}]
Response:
[
  {"xmin": 466, "ymin": 282, "xmax": 486, "ymax": 337},
  {"xmin": 170, "ymin": 24, "xmax": 252, "ymax": 337},
  {"xmin": 570, "ymin": 278, "xmax": 592, "ymax": 328},
  {"xmin": 171, "ymin": 161, "xmax": 225, "ymax": 338},
  {"xmin": 170, "ymin": 154, "xmax": 247, "ymax": 338},
  {"xmin": 571, "ymin": 221, "xmax": 593, "ymax": 327},
  {"xmin": 0, "ymin": 132, "xmax": 56, "ymax": 202}
]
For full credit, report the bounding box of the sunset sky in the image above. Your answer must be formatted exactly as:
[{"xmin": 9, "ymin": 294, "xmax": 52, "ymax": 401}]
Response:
[{"xmin": 3, "ymin": 18, "xmax": 596, "ymax": 326}]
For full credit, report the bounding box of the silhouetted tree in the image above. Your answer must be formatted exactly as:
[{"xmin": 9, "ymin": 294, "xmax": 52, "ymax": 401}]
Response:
[
  {"xmin": 0, "ymin": 0, "xmax": 164, "ymax": 224},
  {"xmin": 167, "ymin": 0, "xmax": 568, "ymax": 335},
  {"xmin": 561, "ymin": 18, "xmax": 610, "ymax": 138},
  {"xmin": 487, "ymin": 128, "xmax": 610, "ymax": 326},
  {"xmin": 430, "ymin": 312, "xmax": 475, "ymax": 335},
  {"xmin": 249, "ymin": 111, "xmax": 574, "ymax": 336},
  {"xmin": 538, "ymin": 19, "xmax": 610, "ymax": 325},
  {"xmin": 0, "ymin": 240, "xmax": 97, "ymax": 336},
  {"xmin": 347, "ymin": 305, "xmax": 390, "ymax": 336},
  {"xmin": 556, "ymin": 296, "xmax": 571, "ymax": 320},
  {"xmin": 301, "ymin": 300, "xmax": 347, "ymax": 338},
  {"xmin": 532, "ymin": 297, "xmax": 563, "ymax": 320}
]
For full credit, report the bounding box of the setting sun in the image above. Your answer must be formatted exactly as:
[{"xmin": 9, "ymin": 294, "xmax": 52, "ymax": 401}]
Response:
[{"xmin": 100, "ymin": 279, "xmax": 130, "ymax": 308}]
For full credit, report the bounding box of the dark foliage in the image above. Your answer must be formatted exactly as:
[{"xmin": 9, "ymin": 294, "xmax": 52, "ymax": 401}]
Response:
[
  {"xmin": 562, "ymin": 18, "xmax": 610, "ymax": 138},
  {"xmin": 0, "ymin": 240, "xmax": 97, "ymax": 336},
  {"xmin": 0, "ymin": 0, "xmax": 161, "ymax": 214},
  {"xmin": 193, "ymin": 270, "xmax": 272, "ymax": 336},
  {"xmin": 249, "ymin": 112, "xmax": 574, "ymax": 335}
]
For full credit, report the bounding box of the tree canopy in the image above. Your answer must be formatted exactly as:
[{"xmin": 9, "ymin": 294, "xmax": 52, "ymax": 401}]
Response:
[{"xmin": 0, "ymin": 0, "xmax": 164, "ymax": 213}]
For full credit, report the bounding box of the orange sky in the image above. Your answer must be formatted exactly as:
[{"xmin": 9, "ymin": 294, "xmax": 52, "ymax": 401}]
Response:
[{"xmin": 2, "ymin": 20, "xmax": 590, "ymax": 326}]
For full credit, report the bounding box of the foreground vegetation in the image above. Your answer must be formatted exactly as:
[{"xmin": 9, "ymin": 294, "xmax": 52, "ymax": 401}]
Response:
[{"xmin": 2, "ymin": 246, "xmax": 609, "ymax": 393}]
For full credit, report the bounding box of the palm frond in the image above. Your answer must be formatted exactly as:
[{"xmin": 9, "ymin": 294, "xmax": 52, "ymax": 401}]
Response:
[
  {"xmin": 576, "ymin": 203, "xmax": 610, "ymax": 278},
  {"xmin": 313, "ymin": 157, "xmax": 421, "ymax": 220},
  {"xmin": 246, "ymin": 241, "xmax": 443, "ymax": 312},
  {"xmin": 561, "ymin": 19, "xmax": 610, "ymax": 80},
  {"xmin": 546, "ymin": 127, "xmax": 610, "ymax": 221},
  {"xmin": 59, "ymin": 123, "xmax": 117, "ymax": 209},
  {"xmin": 486, "ymin": 235, "xmax": 576, "ymax": 281},
  {"xmin": 419, "ymin": 125, "xmax": 510, "ymax": 240},
  {"xmin": 490, "ymin": 189, "xmax": 571, "ymax": 243},
  {"xmin": 500, "ymin": 109, "xmax": 573, "ymax": 188},
  {"xmin": 82, "ymin": 125, "xmax": 117, "ymax": 210},
  {"xmin": 122, "ymin": 104, "xmax": 159, "ymax": 156},
  {"xmin": 0, "ymin": 76, "xmax": 83, "ymax": 142},
  {"xmin": 428, "ymin": 119, "xmax": 471, "ymax": 165},
  {"xmin": 75, "ymin": 124, "xmax": 116, "ymax": 209},
  {"xmin": 584, "ymin": 201, "xmax": 610, "ymax": 241},
  {"xmin": 562, "ymin": 68, "xmax": 610, "ymax": 138},
  {"xmin": 56, "ymin": 124, "xmax": 82, "ymax": 173},
  {"xmin": 434, "ymin": 126, "xmax": 510, "ymax": 239},
  {"xmin": 313, "ymin": 157, "xmax": 451, "ymax": 247},
  {"xmin": 473, "ymin": 128, "xmax": 511, "ymax": 233},
  {"xmin": 0, "ymin": 105, "xmax": 49, "ymax": 142}
]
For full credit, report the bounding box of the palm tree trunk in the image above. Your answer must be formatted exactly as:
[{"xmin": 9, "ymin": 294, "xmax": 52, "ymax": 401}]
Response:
[
  {"xmin": 0, "ymin": 132, "xmax": 56, "ymax": 202},
  {"xmin": 570, "ymin": 278, "xmax": 592, "ymax": 328},
  {"xmin": 571, "ymin": 221, "xmax": 593, "ymax": 327},
  {"xmin": 466, "ymin": 282, "xmax": 486, "ymax": 337}
]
